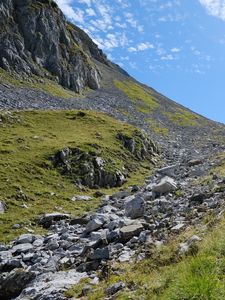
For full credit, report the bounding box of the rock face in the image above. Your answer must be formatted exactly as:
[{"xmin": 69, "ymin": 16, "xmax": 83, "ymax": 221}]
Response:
[
  {"xmin": 0, "ymin": 0, "xmax": 124, "ymax": 93},
  {"xmin": 117, "ymin": 131, "xmax": 159, "ymax": 161},
  {"xmin": 52, "ymin": 128, "xmax": 159, "ymax": 189},
  {"xmin": 53, "ymin": 147, "xmax": 126, "ymax": 188}
]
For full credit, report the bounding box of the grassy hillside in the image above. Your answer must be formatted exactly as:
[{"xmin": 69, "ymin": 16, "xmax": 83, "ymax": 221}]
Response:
[{"xmin": 0, "ymin": 110, "xmax": 158, "ymax": 243}]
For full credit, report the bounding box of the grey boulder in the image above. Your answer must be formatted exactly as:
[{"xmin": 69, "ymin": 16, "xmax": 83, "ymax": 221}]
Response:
[
  {"xmin": 125, "ymin": 196, "xmax": 145, "ymax": 219},
  {"xmin": 152, "ymin": 176, "xmax": 177, "ymax": 197}
]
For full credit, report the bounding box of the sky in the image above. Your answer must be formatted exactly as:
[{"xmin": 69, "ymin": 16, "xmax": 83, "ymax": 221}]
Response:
[{"xmin": 55, "ymin": 0, "xmax": 225, "ymax": 124}]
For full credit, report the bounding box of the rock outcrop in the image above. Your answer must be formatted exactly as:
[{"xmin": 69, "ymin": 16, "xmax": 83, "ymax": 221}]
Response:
[
  {"xmin": 53, "ymin": 147, "xmax": 126, "ymax": 188},
  {"xmin": 0, "ymin": 0, "xmax": 124, "ymax": 93}
]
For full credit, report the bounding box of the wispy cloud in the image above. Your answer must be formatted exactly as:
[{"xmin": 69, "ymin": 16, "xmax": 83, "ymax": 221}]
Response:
[
  {"xmin": 55, "ymin": 0, "xmax": 84, "ymax": 23},
  {"xmin": 128, "ymin": 42, "xmax": 154, "ymax": 52},
  {"xmin": 199, "ymin": 0, "xmax": 225, "ymax": 20},
  {"xmin": 171, "ymin": 47, "xmax": 180, "ymax": 53}
]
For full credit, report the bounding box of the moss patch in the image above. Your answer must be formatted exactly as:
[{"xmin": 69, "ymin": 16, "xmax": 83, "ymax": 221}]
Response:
[
  {"xmin": 0, "ymin": 110, "xmax": 157, "ymax": 243},
  {"xmin": 163, "ymin": 108, "xmax": 201, "ymax": 127},
  {"xmin": 114, "ymin": 80, "xmax": 159, "ymax": 114}
]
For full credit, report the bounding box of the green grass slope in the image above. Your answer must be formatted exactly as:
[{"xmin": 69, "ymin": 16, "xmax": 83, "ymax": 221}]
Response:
[{"xmin": 0, "ymin": 110, "xmax": 157, "ymax": 243}]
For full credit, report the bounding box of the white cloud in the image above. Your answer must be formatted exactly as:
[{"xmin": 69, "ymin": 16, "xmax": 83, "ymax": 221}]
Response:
[
  {"xmin": 86, "ymin": 8, "xmax": 96, "ymax": 16},
  {"xmin": 55, "ymin": 0, "xmax": 84, "ymax": 23},
  {"xmin": 128, "ymin": 42, "xmax": 154, "ymax": 52},
  {"xmin": 171, "ymin": 47, "xmax": 180, "ymax": 52},
  {"xmin": 199, "ymin": 0, "xmax": 225, "ymax": 20},
  {"xmin": 161, "ymin": 54, "xmax": 174, "ymax": 60},
  {"xmin": 78, "ymin": 0, "xmax": 91, "ymax": 6}
]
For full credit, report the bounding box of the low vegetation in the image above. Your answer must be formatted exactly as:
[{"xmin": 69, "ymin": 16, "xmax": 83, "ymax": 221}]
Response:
[
  {"xmin": 0, "ymin": 110, "xmax": 157, "ymax": 242},
  {"xmin": 163, "ymin": 107, "xmax": 201, "ymax": 127},
  {"xmin": 114, "ymin": 80, "xmax": 159, "ymax": 114}
]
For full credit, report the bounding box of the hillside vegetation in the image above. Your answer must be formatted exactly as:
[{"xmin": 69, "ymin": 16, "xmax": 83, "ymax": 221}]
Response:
[{"xmin": 0, "ymin": 110, "xmax": 158, "ymax": 243}]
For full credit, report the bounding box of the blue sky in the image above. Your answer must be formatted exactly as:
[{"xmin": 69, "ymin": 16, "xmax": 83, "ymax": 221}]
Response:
[{"xmin": 56, "ymin": 0, "xmax": 225, "ymax": 123}]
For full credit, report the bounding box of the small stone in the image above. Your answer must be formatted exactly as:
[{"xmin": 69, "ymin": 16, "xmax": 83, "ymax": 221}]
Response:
[
  {"xmin": 171, "ymin": 223, "xmax": 185, "ymax": 233},
  {"xmin": 12, "ymin": 224, "xmax": 21, "ymax": 229},
  {"xmin": 106, "ymin": 281, "xmax": 126, "ymax": 296},
  {"xmin": 0, "ymin": 201, "xmax": 6, "ymax": 214},
  {"xmin": 71, "ymin": 195, "xmax": 93, "ymax": 201}
]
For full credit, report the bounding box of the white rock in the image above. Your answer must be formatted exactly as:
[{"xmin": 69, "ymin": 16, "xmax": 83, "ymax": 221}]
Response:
[{"xmin": 152, "ymin": 176, "xmax": 177, "ymax": 197}]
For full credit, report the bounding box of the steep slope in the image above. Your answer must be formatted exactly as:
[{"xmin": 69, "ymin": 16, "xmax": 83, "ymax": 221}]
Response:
[{"xmin": 0, "ymin": 0, "xmax": 126, "ymax": 93}]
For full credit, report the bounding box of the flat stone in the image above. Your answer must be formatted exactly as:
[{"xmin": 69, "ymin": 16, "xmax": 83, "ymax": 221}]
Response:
[
  {"xmin": 38, "ymin": 213, "xmax": 70, "ymax": 228},
  {"xmin": 120, "ymin": 224, "xmax": 144, "ymax": 242},
  {"xmin": 89, "ymin": 247, "xmax": 110, "ymax": 260},
  {"xmin": 86, "ymin": 218, "xmax": 104, "ymax": 233},
  {"xmin": 11, "ymin": 243, "xmax": 33, "ymax": 254},
  {"xmin": 157, "ymin": 165, "xmax": 179, "ymax": 177},
  {"xmin": 171, "ymin": 223, "xmax": 185, "ymax": 233},
  {"xmin": 16, "ymin": 234, "xmax": 34, "ymax": 244},
  {"xmin": 71, "ymin": 195, "xmax": 93, "ymax": 201}
]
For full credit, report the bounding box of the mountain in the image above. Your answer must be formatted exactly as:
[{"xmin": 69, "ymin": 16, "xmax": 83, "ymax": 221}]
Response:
[
  {"xmin": 0, "ymin": 0, "xmax": 224, "ymax": 152},
  {"xmin": 1, "ymin": 1, "xmax": 225, "ymax": 300},
  {"xmin": 0, "ymin": 0, "xmax": 126, "ymax": 93}
]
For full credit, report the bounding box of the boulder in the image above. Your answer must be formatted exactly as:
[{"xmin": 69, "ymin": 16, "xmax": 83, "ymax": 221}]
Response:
[
  {"xmin": 120, "ymin": 224, "xmax": 144, "ymax": 242},
  {"xmin": 16, "ymin": 234, "xmax": 35, "ymax": 244},
  {"xmin": 38, "ymin": 213, "xmax": 70, "ymax": 228},
  {"xmin": 86, "ymin": 218, "xmax": 104, "ymax": 233},
  {"xmin": 89, "ymin": 247, "xmax": 110, "ymax": 260},
  {"xmin": 0, "ymin": 270, "xmax": 35, "ymax": 300},
  {"xmin": 152, "ymin": 176, "xmax": 177, "ymax": 198},
  {"xmin": 125, "ymin": 196, "xmax": 145, "ymax": 219},
  {"xmin": 11, "ymin": 243, "xmax": 33, "ymax": 254}
]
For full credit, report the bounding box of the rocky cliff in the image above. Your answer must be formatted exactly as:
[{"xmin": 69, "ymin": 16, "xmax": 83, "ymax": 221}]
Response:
[{"xmin": 0, "ymin": 0, "xmax": 125, "ymax": 93}]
